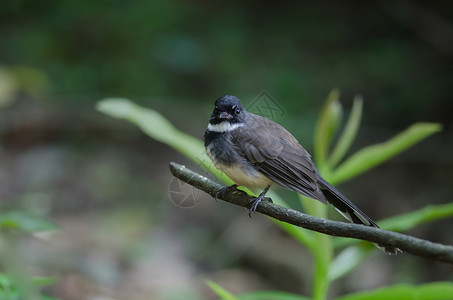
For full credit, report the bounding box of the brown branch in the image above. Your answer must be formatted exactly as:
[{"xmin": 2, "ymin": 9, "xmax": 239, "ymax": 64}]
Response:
[{"xmin": 169, "ymin": 162, "xmax": 453, "ymax": 264}]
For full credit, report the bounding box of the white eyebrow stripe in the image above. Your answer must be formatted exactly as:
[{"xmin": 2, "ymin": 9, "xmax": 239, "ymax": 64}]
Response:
[{"xmin": 207, "ymin": 122, "xmax": 244, "ymax": 132}]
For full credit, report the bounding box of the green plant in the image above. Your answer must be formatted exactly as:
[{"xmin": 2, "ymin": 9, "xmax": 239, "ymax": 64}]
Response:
[
  {"xmin": 0, "ymin": 68, "xmax": 60, "ymax": 300},
  {"xmin": 97, "ymin": 91, "xmax": 451, "ymax": 300},
  {"xmin": 0, "ymin": 272, "xmax": 58, "ymax": 300},
  {"xmin": 0, "ymin": 211, "xmax": 59, "ymax": 300}
]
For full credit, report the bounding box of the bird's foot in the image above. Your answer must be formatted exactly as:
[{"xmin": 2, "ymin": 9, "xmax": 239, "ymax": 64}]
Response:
[
  {"xmin": 215, "ymin": 184, "xmax": 238, "ymax": 200},
  {"xmin": 248, "ymin": 185, "xmax": 272, "ymax": 217}
]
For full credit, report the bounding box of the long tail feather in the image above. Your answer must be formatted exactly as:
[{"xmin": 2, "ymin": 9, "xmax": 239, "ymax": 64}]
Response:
[{"xmin": 317, "ymin": 175, "xmax": 400, "ymax": 255}]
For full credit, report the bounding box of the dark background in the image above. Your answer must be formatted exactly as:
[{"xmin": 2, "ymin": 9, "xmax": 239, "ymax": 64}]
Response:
[{"xmin": 0, "ymin": 1, "xmax": 452, "ymax": 299}]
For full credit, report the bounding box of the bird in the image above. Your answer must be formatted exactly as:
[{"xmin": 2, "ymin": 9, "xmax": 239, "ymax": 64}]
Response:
[{"xmin": 204, "ymin": 95, "xmax": 399, "ymax": 255}]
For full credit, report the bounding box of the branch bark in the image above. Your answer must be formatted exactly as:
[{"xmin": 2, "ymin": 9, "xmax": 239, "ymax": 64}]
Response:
[{"xmin": 169, "ymin": 162, "xmax": 453, "ymax": 264}]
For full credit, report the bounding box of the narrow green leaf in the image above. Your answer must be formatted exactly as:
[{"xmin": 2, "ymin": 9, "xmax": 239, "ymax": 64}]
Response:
[
  {"xmin": 240, "ymin": 290, "xmax": 310, "ymax": 300},
  {"xmin": 97, "ymin": 98, "xmax": 204, "ymax": 163},
  {"xmin": 328, "ymin": 246, "xmax": 371, "ymax": 281},
  {"xmin": 299, "ymin": 195, "xmax": 332, "ymax": 300},
  {"xmin": 273, "ymin": 221, "xmax": 314, "ymax": 249},
  {"xmin": 378, "ymin": 202, "xmax": 453, "ymax": 232},
  {"xmin": 331, "ymin": 122, "xmax": 442, "ymax": 184},
  {"xmin": 327, "ymin": 95, "xmax": 363, "ymax": 169},
  {"xmin": 206, "ymin": 280, "xmax": 240, "ymax": 300},
  {"xmin": 268, "ymin": 193, "xmax": 313, "ymax": 250},
  {"xmin": 267, "ymin": 192, "xmax": 314, "ymax": 250},
  {"xmin": 97, "ymin": 98, "xmax": 230, "ymax": 182},
  {"xmin": 0, "ymin": 273, "xmax": 58, "ymax": 299},
  {"xmin": 0, "ymin": 236, "xmax": 42, "ymax": 299},
  {"xmin": 334, "ymin": 202, "xmax": 453, "ymax": 249},
  {"xmin": 32, "ymin": 276, "xmax": 58, "ymax": 287},
  {"xmin": 0, "ymin": 273, "xmax": 13, "ymax": 291},
  {"xmin": 337, "ymin": 282, "xmax": 453, "ymax": 300},
  {"xmin": 0, "ymin": 211, "xmax": 58, "ymax": 233},
  {"xmin": 314, "ymin": 89, "xmax": 342, "ymax": 169}
]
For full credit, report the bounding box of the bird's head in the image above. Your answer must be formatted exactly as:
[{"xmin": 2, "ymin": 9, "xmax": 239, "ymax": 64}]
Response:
[{"xmin": 209, "ymin": 95, "xmax": 247, "ymax": 125}]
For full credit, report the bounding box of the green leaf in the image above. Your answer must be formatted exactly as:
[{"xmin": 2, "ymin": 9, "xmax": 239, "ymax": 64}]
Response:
[
  {"xmin": 273, "ymin": 221, "xmax": 314, "ymax": 249},
  {"xmin": 0, "ymin": 211, "xmax": 58, "ymax": 233},
  {"xmin": 314, "ymin": 89, "xmax": 342, "ymax": 169},
  {"xmin": 378, "ymin": 201, "xmax": 453, "ymax": 232},
  {"xmin": 268, "ymin": 192, "xmax": 313, "ymax": 250},
  {"xmin": 97, "ymin": 98, "xmax": 230, "ymax": 182},
  {"xmin": 0, "ymin": 273, "xmax": 59, "ymax": 300},
  {"xmin": 96, "ymin": 98, "xmax": 204, "ymax": 163},
  {"xmin": 331, "ymin": 122, "xmax": 442, "ymax": 184},
  {"xmin": 328, "ymin": 246, "xmax": 371, "ymax": 281},
  {"xmin": 299, "ymin": 195, "xmax": 332, "ymax": 300},
  {"xmin": 240, "ymin": 290, "xmax": 310, "ymax": 300},
  {"xmin": 32, "ymin": 276, "xmax": 58, "ymax": 287},
  {"xmin": 337, "ymin": 282, "xmax": 453, "ymax": 300},
  {"xmin": 327, "ymin": 95, "xmax": 363, "ymax": 169},
  {"xmin": 334, "ymin": 202, "xmax": 453, "ymax": 249},
  {"xmin": 206, "ymin": 280, "xmax": 240, "ymax": 300},
  {"xmin": 0, "ymin": 273, "xmax": 13, "ymax": 293}
]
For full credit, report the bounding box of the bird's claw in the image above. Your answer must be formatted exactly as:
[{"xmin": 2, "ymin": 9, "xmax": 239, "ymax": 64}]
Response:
[{"xmin": 248, "ymin": 196, "xmax": 272, "ymax": 217}]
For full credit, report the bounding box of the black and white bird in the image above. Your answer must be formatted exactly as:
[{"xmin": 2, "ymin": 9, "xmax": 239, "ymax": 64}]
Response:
[{"xmin": 204, "ymin": 95, "xmax": 398, "ymax": 254}]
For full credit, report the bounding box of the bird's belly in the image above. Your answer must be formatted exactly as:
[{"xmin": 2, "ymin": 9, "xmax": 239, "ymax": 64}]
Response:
[
  {"xmin": 206, "ymin": 143, "xmax": 272, "ymax": 190},
  {"xmin": 217, "ymin": 163, "xmax": 272, "ymax": 190}
]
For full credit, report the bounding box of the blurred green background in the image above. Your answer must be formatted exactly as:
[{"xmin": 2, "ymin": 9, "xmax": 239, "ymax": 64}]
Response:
[{"xmin": 0, "ymin": 1, "xmax": 452, "ymax": 299}]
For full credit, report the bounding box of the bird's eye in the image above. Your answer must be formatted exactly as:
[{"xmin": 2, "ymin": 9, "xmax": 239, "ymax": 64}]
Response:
[{"xmin": 233, "ymin": 105, "xmax": 240, "ymax": 115}]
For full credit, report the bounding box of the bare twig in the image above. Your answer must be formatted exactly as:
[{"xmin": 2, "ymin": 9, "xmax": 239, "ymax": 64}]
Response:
[{"xmin": 169, "ymin": 162, "xmax": 453, "ymax": 264}]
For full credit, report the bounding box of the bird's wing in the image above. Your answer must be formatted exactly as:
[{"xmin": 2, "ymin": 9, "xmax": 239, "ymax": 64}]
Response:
[{"xmin": 234, "ymin": 115, "xmax": 327, "ymax": 203}]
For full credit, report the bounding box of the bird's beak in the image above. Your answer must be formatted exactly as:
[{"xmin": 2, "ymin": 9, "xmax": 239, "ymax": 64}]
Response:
[{"xmin": 218, "ymin": 111, "xmax": 232, "ymax": 120}]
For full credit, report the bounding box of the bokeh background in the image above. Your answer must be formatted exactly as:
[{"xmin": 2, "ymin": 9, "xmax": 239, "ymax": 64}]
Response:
[{"xmin": 0, "ymin": 1, "xmax": 452, "ymax": 299}]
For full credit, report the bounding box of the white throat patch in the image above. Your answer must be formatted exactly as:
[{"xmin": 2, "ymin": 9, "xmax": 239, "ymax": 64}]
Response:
[{"xmin": 207, "ymin": 121, "xmax": 244, "ymax": 132}]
